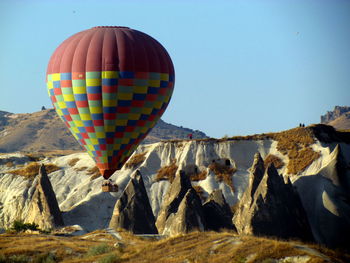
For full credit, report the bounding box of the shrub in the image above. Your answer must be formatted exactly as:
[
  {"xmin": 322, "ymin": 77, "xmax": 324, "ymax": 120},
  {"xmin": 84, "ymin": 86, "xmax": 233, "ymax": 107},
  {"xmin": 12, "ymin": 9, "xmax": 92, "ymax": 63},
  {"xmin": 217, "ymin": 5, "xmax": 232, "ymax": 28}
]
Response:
[
  {"xmin": 67, "ymin": 158, "xmax": 80, "ymax": 167},
  {"xmin": 264, "ymin": 154, "xmax": 284, "ymax": 169},
  {"xmin": 155, "ymin": 160, "xmax": 178, "ymax": 183},
  {"xmin": 124, "ymin": 152, "xmax": 147, "ymax": 169},
  {"xmin": 0, "ymin": 254, "xmax": 30, "ymax": 263},
  {"xmin": 98, "ymin": 253, "xmax": 121, "ymax": 263},
  {"xmin": 87, "ymin": 244, "xmax": 112, "ymax": 256},
  {"xmin": 33, "ymin": 252, "xmax": 56, "ymax": 263},
  {"xmin": 9, "ymin": 163, "xmax": 60, "ymax": 179},
  {"xmin": 11, "ymin": 220, "xmax": 38, "ymax": 232},
  {"xmin": 87, "ymin": 166, "xmax": 101, "ymax": 180},
  {"xmin": 5, "ymin": 162, "xmax": 14, "ymax": 168},
  {"xmin": 208, "ymin": 162, "xmax": 236, "ymax": 191}
]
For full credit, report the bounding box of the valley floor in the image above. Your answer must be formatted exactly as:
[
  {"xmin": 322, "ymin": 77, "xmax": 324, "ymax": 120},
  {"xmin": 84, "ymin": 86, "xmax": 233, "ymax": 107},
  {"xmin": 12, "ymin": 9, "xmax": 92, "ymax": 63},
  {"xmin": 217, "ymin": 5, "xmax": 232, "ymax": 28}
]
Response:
[{"xmin": 0, "ymin": 230, "xmax": 348, "ymax": 263}]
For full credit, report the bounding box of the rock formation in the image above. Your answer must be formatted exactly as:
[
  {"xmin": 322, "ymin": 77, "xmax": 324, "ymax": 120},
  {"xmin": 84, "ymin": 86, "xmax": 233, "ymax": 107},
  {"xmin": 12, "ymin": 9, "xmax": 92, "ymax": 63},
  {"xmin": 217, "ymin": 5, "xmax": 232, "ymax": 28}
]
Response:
[
  {"xmin": 294, "ymin": 145, "xmax": 350, "ymax": 249},
  {"xmin": 202, "ymin": 189, "xmax": 236, "ymax": 231},
  {"xmin": 109, "ymin": 170, "xmax": 157, "ymax": 234},
  {"xmin": 156, "ymin": 170, "xmax": 206, "ymax": 235},
  {"xmin": 321, "ymin": 106, "xmax": 350, "ymax": 124},
  {"xmin": 162, "ymin": 188, "xmax": 206, "ymax": 236},
  {"xmin": 318, "ymin": 144, "xmax": 350, "ymax": 192},
  {"xmin": 233, "ymin": 155, "xmax": 313, "ymax": 241},
  {"xmin": 26, "ymin": 164, "xmax": 64, "ymax": 230}
]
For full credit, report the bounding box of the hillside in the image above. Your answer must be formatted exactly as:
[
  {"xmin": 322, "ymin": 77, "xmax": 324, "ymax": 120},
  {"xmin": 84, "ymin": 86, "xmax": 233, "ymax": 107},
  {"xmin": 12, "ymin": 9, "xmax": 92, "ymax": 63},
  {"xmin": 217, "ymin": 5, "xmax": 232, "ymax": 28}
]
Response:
[
  {"xmin": 321, "ymin": 106, "xmax": 350, "ymax": 130},
  {"xmin": 0, "ymin": 109, "xmax": 207, "ymax": 153}
]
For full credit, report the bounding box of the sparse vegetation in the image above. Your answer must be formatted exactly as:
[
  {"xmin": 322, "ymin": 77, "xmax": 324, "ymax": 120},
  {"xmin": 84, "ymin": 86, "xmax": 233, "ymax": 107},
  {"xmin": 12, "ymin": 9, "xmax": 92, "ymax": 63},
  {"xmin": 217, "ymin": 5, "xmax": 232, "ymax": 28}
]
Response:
[
  {"xmin": 269, "ymin": 127, "xmax": 321, "ymax": 174},
  {"xmin": 87, "ymin": 166, "xmax": 101, "ymax": 180},
  {"xmin": 98, "ymin": 253, "xmax": 121, "ymax": 263},
  {"xmin": 0, "ymin": 230, "xmax": 348, "ymax": 263},
  {"xmin": 8, "ymin": 162, "xmax": 60, "ymax": 179},
  {"xmin": 68, "ymin": 158, "xmax": 80, "ymax": 167},
  {"xmin": 87, "ymin": 243, "xmax": 112, "ymax": 256},
  {"xmin": 209, "ymin": 162, "xmax": 236, "ymax": 191},
  {"xmin": 5, "ymin": 162, "xmax": 14, "ymax": 168},
  {"xmin": 124, "ymin": 152, "xmax": 147, "ymax": 169},
  {"xmin": 264, "ymin": 154, "xmax": 284, "ymax": 169},
  {"xmin": 10, "ymin": 220, "xmax": 38, "ymax": 233},
  {"xmin": 32, "ymin": 252, "xmax": 57, "ymax": 263},
  {"xmin": 155, "ymin": 160, "xmax": 178, "ymax": 183}
]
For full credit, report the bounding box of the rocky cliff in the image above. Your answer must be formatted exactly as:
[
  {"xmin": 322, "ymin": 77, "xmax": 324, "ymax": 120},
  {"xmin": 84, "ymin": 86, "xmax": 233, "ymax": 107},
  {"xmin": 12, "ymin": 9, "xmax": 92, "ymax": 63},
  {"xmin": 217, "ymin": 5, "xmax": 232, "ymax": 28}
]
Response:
[
  {"xmin": 0, "ymin": 125, "xmax": 349, "ymax": 248},
  {"xmin": 321, "ymin": 106, "xmax": 350, "ymax": 130}
]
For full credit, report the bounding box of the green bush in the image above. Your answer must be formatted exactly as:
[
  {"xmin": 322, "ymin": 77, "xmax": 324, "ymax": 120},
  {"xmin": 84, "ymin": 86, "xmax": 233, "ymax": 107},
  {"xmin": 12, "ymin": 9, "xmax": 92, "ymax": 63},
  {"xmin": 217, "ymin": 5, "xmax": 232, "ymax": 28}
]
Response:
[
  {"xmin": 33, "ymin": 252, "xmax": 56, "ymax": 263},
  {"xmin": 98, "ymin": 253, "xmax": 120, "ymax": 263},
  {"xmin": 87, "ymin": 244, "xmax": 112, "ymax": 256},
  {"xmin": 11, "ymin": 220, "xmax": 38, "ymax": 232},
  {"xmin": 0, "ymin": 254, "xmax": 30, "ymax": 263}
]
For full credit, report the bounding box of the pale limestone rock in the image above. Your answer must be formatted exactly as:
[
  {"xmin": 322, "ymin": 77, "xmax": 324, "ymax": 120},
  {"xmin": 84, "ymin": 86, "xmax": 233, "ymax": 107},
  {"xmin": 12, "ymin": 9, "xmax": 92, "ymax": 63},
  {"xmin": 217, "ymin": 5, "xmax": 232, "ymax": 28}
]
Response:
[{"xmin": 26, "ymin": 164, "xmax": 64, "ymax": 230}]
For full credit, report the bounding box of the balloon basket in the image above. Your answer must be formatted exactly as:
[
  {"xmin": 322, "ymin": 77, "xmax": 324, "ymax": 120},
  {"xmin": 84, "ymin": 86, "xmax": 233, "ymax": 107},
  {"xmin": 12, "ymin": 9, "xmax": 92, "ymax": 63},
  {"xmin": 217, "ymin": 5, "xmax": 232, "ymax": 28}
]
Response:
[{"xmin": 102, "ymin": 180, "xmax": 118, "ymax": 192}]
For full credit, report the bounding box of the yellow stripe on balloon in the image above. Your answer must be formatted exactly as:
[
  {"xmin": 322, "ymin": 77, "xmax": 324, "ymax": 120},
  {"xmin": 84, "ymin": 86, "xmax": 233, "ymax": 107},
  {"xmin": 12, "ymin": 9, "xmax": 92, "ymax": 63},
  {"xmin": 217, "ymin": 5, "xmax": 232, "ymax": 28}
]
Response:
[
  {"xmin": 63, "ymin": 94, "xmax": 75, "ymax": 101},
  {"xmin": 73, "ymin": 86, "xmax": 86, "ymax": 94},
  {"xmin": 86, "ymin": 79, "xmax": 101, "ymax": 86},
  {"xmin": 102, "ymin": 71, "xmax": 118, "ymax": 79}
]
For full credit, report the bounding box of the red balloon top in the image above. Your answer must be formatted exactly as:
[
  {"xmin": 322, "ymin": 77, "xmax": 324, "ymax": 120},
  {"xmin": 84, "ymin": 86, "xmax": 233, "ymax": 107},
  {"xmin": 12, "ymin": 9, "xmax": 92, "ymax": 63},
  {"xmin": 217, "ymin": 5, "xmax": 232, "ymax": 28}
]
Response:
[{"xmin": 47, "ymin": 26, "xmax": 174, "ymax": 75}]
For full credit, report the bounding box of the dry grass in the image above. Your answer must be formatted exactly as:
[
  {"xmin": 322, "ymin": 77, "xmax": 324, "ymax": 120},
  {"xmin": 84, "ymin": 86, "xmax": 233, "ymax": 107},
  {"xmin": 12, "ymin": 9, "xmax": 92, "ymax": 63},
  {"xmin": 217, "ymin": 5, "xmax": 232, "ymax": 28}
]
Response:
[
  {"xmin": 287, "ymin": 147, "xmax": 321, "ymax": 175},
  {"xmin": 0, "ymin": 231, "xmax": 348, "ymax": 263},
  {"xmin": 87, "ymin": 166, "xmax": 101, "ymax": 180},
  {"xmin": 208, "ymin": 162, "xmax": 236, "ymax": 191},
  {"xmin": 5, "ymin": 161, "xmax": 14, "ymax": 168},
  {"xmin": 124, "ymin": 152, "xmax": 147, "ymax": 169},
  {"xmin": 74, "ymin": 166, "xmax": 87, "ymax": 172},
  {"xmin": 24, "ymin": 153, "xmax": 45, "ymax": 162},
  {"xmin": 8, "ymin": 162, "xmax": 60, "ymax": 179},
  {"xmin": 155, "ymin": 160, "xmax": 178, "ymax": 183},
  {"xmin": 264, "ymin": 154, "xmax": 284, "ymax": 169},
  {"xmin": 68, "ymin": 158, "xmax": 80, "ymax": 167}
]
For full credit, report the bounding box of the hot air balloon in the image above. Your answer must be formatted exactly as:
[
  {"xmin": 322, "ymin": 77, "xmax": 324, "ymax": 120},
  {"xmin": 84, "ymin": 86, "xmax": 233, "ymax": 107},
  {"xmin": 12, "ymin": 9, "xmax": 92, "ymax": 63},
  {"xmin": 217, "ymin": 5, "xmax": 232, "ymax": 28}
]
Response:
[{"xmin": 46, "ymin": 26, "xmax": 175, "ymax": 186}]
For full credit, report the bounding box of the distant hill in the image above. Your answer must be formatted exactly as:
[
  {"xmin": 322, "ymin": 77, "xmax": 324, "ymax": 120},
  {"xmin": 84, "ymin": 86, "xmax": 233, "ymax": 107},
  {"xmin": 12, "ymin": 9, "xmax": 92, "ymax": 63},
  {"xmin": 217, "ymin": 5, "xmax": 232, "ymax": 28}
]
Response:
[
  {"xmin": 321, "ymin": 106, "xmax": 350, "ymax": 130},
  {"xmin": 0, "ymin": 109, "xmax": 208, "ymax": 153}
]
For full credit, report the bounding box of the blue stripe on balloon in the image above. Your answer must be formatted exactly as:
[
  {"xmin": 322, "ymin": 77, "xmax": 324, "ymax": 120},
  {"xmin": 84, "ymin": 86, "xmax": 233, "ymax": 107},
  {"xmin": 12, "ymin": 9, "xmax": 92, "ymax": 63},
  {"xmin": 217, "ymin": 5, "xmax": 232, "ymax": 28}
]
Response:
[
  {"xmin": 53, "ymin": 81, "xmax": 60, "ymax": 88},
  {"xmin": 140, "ymin": 114, "xmax": 148, "ymax": 121},
  {"xmin": 127, "ymin": 120, "xmax": 137, "ymax": 126},
  {"xmin": 118, "ymin": 100, "xmax": 131, "ymax": 107},
  {"xmin": 78, "ymin": 127, "xmax": 86, "ymax": 133},
  {"xmin": 66, "ymin": 101, "xmax": 76, "ymax": 108},
  {"xmin": 116, "ymin": 126, "xmax": 125, "ymax": 132},
  {"xmin": 98, "ymin": 138, "xmax": 106, "ymax": 144},
  {"xmin": 133, "ymin": 94, "xmax": 147, "ymax": 100},
  {"xmin": 103, "ymin": 107, "xmax": 116, "ymax": 113},
  {"xmin": 102, "ymin": 78, "xmax": 118, "ymax": 86},
  {"xmin": 75, "ymin": 94, "xmax": 87, "ymax": 101},
  {"xmin": 60, "ymin": 73, "xmax": 72, "ymax": 80},
  {"xmin": 106, "ymin": 132, "xmax": 114, "ymax": 138},
  {"xmin": 92, "ymin": 113, "xmax": 103, "ymax": 120},
  {"xmin": 87, "ymin": 86, "xmax": 101, "ymax": 94},
  {"xmin": 148, "ymin": 87, "xmax": 158, "ymax": 94},
  {"xmin": 83, "ymin": 120, "xmax": 93, "ymax": 127},
  {"xmin": 119, "ymin": 71, "xmax": 134, "ymax": 78}
]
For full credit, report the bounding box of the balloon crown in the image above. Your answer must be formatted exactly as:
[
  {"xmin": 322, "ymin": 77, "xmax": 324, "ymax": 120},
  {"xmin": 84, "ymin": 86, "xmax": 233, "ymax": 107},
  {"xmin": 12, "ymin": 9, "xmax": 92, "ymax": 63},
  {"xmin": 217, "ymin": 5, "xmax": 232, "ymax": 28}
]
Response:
[{"xmin": 93, "ymin": 26, "xmax": 130, "ymax": 29}]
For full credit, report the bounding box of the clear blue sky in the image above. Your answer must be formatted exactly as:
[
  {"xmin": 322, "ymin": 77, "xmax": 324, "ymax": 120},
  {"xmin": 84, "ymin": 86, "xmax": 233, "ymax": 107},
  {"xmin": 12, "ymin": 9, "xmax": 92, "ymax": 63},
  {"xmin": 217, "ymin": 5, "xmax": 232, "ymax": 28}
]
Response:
[{"xmin": 0, "ymin": 0, "xmax": 349, "ymax": 138}]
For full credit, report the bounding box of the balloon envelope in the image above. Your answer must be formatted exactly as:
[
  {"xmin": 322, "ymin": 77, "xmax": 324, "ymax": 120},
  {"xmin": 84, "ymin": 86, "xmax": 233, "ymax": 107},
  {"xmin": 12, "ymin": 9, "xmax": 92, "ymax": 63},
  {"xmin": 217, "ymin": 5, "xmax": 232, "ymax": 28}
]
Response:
[{"xmin": 46, "ymin": 26, "xmax": 175, "ymax": 178}]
